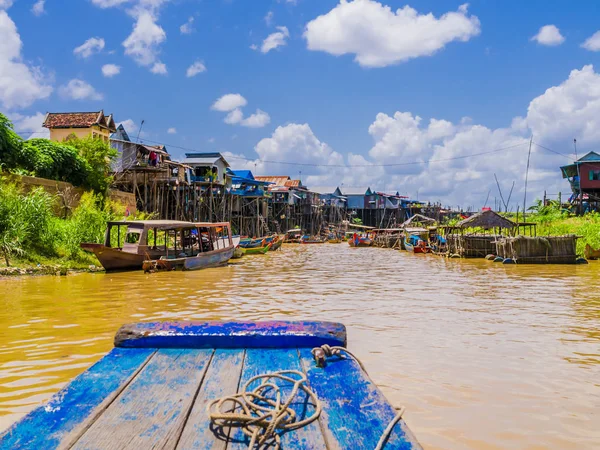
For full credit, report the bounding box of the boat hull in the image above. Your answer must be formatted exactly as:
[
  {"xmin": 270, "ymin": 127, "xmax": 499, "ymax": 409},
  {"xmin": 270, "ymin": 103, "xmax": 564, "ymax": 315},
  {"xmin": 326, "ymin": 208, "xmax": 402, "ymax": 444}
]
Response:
[
  {"xmin": 241, "ymin": 244, "xmax": 271, "ymax": 255},
  {"xmin": 348, "ymin": 239, "xmax": 372, "ymax": 247},
  {"xmin": 80, "ymin": 244, "xmax": 146, "ymax": 271},
  {"xmin": 0, "ymin": 321, "xmax": 422, "ymax": 449},
  {"xmin": 269, "ymin": 239, "xmax": 283, "ymax": 251}
]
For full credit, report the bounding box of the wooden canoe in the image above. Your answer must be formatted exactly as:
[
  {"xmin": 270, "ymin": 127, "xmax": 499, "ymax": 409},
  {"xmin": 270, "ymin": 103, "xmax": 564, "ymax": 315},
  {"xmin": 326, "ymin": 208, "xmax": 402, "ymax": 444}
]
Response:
[
  {"xmin": 240, "ymin": 243, "xmax": 271, "ymax": 255},
  {"xmin": 269, "ymin": 238, "xmax": 283, "ymax": 251},
  {"xmin": 0, "ymin": 321, "xmax": 421, "ymax": 449}
]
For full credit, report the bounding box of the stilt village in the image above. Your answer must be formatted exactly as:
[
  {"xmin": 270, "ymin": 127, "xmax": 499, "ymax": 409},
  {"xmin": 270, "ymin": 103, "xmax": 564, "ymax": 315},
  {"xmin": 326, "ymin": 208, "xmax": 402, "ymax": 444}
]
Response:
[{"xmin": 33, "ymin": 110, "xmax": 595, "ymax": 267}]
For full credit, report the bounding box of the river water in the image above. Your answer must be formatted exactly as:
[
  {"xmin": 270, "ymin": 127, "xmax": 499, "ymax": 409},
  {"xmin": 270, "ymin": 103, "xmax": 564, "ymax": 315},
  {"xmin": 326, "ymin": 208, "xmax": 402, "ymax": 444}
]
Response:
[{"xmin": 0, "ymin": 244, "xmax": 599, "ymax": 449}]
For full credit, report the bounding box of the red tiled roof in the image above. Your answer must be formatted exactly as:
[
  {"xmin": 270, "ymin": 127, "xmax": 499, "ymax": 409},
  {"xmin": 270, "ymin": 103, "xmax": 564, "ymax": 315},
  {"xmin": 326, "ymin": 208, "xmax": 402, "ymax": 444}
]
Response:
[
  {"xmin": 43, "ymin": 111, "xmax": 116, "ymax": 132},
  {"xmin": 255, "ymin": 176, "xmax": 290, "ymax": 186}
]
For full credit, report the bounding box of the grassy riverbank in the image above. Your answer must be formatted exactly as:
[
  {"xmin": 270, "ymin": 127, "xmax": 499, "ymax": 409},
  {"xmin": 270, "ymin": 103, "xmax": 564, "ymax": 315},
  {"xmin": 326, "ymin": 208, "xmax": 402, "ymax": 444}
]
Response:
[
  {"xmin": 527, "ymin": 212, "xmax": 600, "ymax": 255},
  {"xmin": 0, "ymin": 180, "xmax": 126, "ymax": 275}
]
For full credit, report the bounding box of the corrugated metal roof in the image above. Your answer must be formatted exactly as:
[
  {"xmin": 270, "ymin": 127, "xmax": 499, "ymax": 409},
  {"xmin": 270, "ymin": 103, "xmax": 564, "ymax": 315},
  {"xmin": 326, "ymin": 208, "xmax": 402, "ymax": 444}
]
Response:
[
  {"xmin": 340, "ymin": 186, "xmax": 371, "ymax": 195},
  {"xmin": 285, "ymin": 179, "xmax": 301, "ymax": 187},
  {"xmin": 183, "ymin": 152, "xmax": 230, "ymax": 167},
  {"xmin": 255, "ymin": 176, "xmax": 290, "ymax": 186}
]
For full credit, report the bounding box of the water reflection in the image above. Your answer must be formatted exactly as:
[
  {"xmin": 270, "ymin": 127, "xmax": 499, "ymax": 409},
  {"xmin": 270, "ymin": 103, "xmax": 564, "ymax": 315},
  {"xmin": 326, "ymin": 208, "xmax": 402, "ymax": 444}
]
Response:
[{"xmin": 1, "ymin": 245, "xmax": 599, "ymax": 449}]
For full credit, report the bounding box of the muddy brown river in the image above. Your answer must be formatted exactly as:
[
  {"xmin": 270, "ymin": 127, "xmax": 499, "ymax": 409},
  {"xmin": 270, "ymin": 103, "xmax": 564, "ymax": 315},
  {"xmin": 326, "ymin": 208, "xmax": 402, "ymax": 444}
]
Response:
[{"xmin": 1, "ymin": 244, "xmax": 599, "ymax": 449}]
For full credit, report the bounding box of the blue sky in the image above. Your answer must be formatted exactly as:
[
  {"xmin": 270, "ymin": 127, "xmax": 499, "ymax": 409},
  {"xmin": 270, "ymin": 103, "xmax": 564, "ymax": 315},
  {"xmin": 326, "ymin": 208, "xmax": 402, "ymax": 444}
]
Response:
[{"xmin": 2, "ymin": 0, "xmax": 600, "ymax": 208}]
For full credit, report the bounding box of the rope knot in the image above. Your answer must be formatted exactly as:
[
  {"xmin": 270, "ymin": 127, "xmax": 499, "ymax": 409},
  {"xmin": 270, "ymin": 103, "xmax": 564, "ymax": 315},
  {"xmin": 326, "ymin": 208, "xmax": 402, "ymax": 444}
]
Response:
[{"xmin": 311, "ymin": 344, "xmax": 343, "ymax": 368}]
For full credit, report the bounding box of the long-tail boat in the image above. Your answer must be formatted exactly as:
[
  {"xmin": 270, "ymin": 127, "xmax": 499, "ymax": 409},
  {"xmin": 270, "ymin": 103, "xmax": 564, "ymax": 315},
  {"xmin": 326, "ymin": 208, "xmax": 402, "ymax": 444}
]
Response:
[
  {"xmin": 301, "ymin": 236, "xmax": 326, "ymax": 244},
  {"xmin": 142, "ymin": 222, "xmax": 235, "ymax": 272},
  {"xmin": 81, "ymin": 220, "xmax": 195, "ymax": 271},
  {"xmin": 0, "ymin": 321, "xmax": 421, "ymax": 449}
]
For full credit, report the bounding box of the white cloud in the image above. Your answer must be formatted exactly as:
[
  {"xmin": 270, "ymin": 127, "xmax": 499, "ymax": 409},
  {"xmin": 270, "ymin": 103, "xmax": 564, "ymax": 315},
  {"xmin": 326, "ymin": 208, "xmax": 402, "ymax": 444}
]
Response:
[
  {"xmin": 208, "ymin": 137, "xmax": 215, "ymax": 143},
  {"xmin": 73, "ymin": 37, "xmax": 105, "ymax": 58},
  {"xmin": 230, "ymin": 65, "xmax": 600, "ymax": 207},
  {"xmin": 91, "ymin": 0, "xmax": 130, "ymax": 7},
  {"xmin": 102, "ymin": 63, "xmax": 121, "ymax": 77},
  {"xmin": 261, "ymin": 26, "xmax": 289, "ymax": 53},
  {"xmin": 304, "ymin": 1, "xmax": 480, "ymax": 68},
  {"xmin": 123, "ymin": 10, "xmax": 166, "ymax": 72},
  {"xmin": 150, "ymin": 61, "xmax": 167, "ymax": 74},
  {"xmin": 0, "ymin": 0, "xmax": 14, "ymax": 8},
  {"xmin": 118, "ymin": 118, "xmax": 137, "ymax": 134},
  {"xmin": 241, "ymin": 109, "xmax": 271, "ymax": 128},
  {"xmin": 180, "ymin": 16, "xmax": 194, "ymax": 34},
  {"xmin": 264, "ymin": 11, "xmax": 274, "ymax": 26},
  {"xmin": 526, "ymin": 65, "xmax": 600, "ymax": 146},
  {"xmin": 186, "ymin": 60, "xmax": 206, "ymax": 77},
  {"xmin": 58, "ymin": 79, "xmax": 103, "ymax": 101},
  {"xmin": 167, "ymin": 127, "xmax": 176, "ymax": 134},
  {"xmin": 0, "ymin": 10, "xmax": 53, "ymax": 109},
  {"xmin": 531, "ymin": 25, "xmax": 565, "ymax": 46},
  {"xmin": 224, "ymin": 108, "xmax": 243, "ymax": 124},
  {"xmin": 10, "ymin": 112, "xmax": 49, "ymax": 139},
  {"xmin": 581, "ymin": 31, "xmax": 600, "ymax": 51},
  {"xmin": 212, "ymin": 94, "xmax": 271, "ymax": 127},
  {"xmin": 212, "ymin": 93, "xmax": 247, "ymax": 112},
  {"xmin": 31, "ymin": 0, "xmax": 45, "ymax": 16}
]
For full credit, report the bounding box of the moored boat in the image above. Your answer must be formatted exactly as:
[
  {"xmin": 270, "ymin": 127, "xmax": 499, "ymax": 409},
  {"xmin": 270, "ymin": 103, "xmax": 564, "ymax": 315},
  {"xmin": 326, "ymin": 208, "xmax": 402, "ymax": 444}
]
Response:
[
  {"xmin": 269, "ymin": 236, "xmax": 283, "ymax": 251},
  {"xmin": 0, "ymin": 321, "xmax": 422, "ymax": 449},
  {"xmin": 283, "ymin": 229, "xmax": 304, "ymax": 243},
  {"xmin": 142, "ymin": 222, "xmax": 235, "ymax": 272},
  {"xmin": 584, "ymin": 243, "xmax": 600, "ymax": 260},
  {"xmin": 404, "ymin": 234, "xmax": 430, "ymax": 253},
  {"xmin": 81, "ymin": 220, "xmax": 195, "ymax": 271},
  {"xmin": 241, "ymin": 243, "xmax": 272, "ymax": 255},
  {"xmin": 348, "ymin": 233, "xmax": 373, "ymax": 247}
]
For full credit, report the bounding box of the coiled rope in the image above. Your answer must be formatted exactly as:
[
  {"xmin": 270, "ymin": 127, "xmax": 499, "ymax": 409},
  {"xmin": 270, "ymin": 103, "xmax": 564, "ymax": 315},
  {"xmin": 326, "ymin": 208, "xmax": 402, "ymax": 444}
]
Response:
[
  {"xmin": 207, "ymin": 370, "xmax": 321, "ymax": 449},
  {"xmin": 208, "ymin": 346, "xmax": 406, "ymax": 449}
]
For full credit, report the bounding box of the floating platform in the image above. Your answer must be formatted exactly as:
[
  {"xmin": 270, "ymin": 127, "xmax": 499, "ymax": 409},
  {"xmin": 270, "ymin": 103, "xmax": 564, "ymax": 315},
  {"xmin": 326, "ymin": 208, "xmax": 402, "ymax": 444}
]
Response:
[{"xmin": 0, "ymin": 321, "xmax": 421, "ymax": 449}]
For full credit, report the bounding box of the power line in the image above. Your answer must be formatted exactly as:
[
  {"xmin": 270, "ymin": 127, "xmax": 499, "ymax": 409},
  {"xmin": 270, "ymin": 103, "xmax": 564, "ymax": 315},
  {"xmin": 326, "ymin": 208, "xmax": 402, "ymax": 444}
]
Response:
[{"xmin": 135, "ymin": 137, "xmax": 528, "ymax": 168}]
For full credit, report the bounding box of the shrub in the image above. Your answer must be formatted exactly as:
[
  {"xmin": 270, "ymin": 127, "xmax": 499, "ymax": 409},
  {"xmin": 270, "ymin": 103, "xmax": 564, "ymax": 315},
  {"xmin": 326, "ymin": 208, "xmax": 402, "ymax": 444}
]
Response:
[
  {"xmin": 21, "ymin": 139, "xmax": 90, "ymax": 187},
  {"xmin": 0, "ymin": 182, "xmax": 56, "ymax": 265}
]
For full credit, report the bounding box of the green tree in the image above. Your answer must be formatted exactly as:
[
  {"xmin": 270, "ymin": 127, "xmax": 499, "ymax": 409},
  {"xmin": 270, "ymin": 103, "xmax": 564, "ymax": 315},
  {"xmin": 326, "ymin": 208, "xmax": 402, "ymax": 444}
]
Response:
[
  {"xmin": 0, "ymin": 112, "xmax": 24, "ymax": 170},
  {"xmin": 66, "ymin": 136, "xmax": 118, "ymax": 195}
]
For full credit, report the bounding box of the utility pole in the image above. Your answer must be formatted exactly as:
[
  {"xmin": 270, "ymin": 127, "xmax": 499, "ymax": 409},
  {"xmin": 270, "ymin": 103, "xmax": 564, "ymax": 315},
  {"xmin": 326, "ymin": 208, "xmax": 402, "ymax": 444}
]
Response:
[{"xmin": 523, "ymin": 136, "xmax": 533, "ymax": 221}]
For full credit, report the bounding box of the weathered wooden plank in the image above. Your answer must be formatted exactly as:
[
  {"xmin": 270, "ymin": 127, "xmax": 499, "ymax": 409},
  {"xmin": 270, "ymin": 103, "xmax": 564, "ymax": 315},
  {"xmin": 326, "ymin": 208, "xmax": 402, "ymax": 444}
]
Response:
[
  {"xmin": 176, "ymin": 349, "xmax": 245, "ymax": 450},
  {"xmin": 0, "ymin": 347, "xmax": 154, "ymax": 450},
  {"xmin": 115, "ymin": 321, "xmax": 347, "ymax": 349},
  {"xmin": 71, "ymin": 348, "xmax": 213, "ymax": 450},
  {"xmin": 298, "ymin": 348, "xmax": 422, "ymax": 450},
  {"xmin": 227, "ymin": 348, "xmax": 327, "ymax": 450}
]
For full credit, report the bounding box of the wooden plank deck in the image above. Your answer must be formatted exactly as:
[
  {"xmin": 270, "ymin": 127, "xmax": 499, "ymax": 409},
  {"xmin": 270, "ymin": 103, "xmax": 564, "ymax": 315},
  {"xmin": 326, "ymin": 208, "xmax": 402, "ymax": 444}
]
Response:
[{"xmin": 0, "ymin": 322, "xmax": 421, "ymax": 450}]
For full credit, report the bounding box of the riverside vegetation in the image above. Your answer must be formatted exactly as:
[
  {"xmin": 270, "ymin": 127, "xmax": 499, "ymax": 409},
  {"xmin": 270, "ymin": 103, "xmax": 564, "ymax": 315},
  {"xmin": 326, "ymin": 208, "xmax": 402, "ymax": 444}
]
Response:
[
  {"xmin": 0, "ymin": 112, "xmax": 130, "ymax": 273},
  {"xmin": 1, "ymin": 112, "xmax": 600, "ymax": 273}
]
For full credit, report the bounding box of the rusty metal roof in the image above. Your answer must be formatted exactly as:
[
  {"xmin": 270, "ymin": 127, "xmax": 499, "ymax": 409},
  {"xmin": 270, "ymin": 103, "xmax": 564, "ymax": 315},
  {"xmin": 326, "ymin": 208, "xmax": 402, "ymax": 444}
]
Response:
[{"xmin": 255, "ymin": 176, "xmax": 290, "ymax": 186}]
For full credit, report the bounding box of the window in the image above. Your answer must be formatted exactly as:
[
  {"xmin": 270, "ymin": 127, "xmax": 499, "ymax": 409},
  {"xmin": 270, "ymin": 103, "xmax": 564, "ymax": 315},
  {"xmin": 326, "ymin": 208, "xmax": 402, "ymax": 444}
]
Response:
[{"xmin": 589, "ymin": 170, "xmax": 600, "ymax": 181}]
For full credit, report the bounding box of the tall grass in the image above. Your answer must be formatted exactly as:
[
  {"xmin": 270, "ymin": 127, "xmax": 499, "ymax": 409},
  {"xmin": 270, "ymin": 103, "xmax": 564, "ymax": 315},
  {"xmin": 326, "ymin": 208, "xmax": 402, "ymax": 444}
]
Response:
[{"xmin": 0, "ymin": 179, "xmax": 125, "ymax": 267}]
